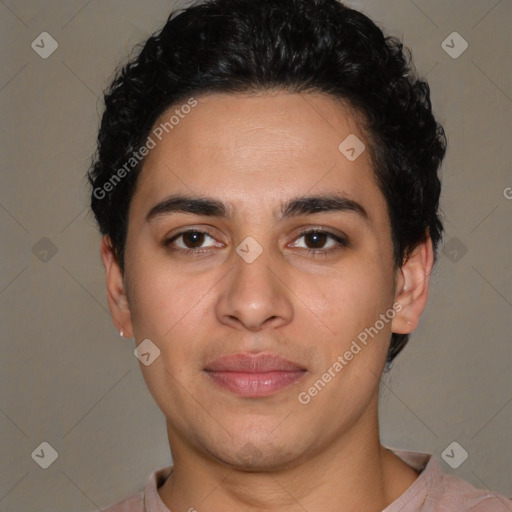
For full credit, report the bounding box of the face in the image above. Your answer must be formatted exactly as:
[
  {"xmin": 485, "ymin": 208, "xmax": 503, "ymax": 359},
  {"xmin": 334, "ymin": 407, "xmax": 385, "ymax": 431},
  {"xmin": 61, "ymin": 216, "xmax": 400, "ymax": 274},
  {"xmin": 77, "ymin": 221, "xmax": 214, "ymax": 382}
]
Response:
[{"xmin": 104, "ymin": 91, "xmax": 424, "ymax": 470}]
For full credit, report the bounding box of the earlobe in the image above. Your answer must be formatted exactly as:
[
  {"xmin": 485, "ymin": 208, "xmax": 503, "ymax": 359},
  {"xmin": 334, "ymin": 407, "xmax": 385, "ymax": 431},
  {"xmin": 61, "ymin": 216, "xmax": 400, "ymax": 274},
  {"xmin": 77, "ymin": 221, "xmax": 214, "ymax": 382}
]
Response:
[
  {"xmin": 100, "ymin": 235, "xmax": 134, "ymax": 338},
  {"xmin": 391, "ymin": 235, "xmax": 435, "ymax": 334}
]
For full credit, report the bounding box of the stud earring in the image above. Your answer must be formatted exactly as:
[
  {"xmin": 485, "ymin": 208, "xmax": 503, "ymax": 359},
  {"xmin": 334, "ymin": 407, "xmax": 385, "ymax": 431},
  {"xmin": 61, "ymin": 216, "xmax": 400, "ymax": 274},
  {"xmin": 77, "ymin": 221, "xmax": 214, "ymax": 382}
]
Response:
[{"xmin": 120, "ymin": 328, "xmax": 124, "ymax": 338}]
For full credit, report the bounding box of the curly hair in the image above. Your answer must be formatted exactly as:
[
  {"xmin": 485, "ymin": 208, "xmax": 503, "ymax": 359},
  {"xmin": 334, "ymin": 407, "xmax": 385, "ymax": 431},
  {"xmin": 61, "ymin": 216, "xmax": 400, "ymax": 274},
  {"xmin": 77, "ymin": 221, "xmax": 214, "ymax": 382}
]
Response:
[{"xmin": 88, "ymin": 0, "xmax": 447, "ymax": 368}]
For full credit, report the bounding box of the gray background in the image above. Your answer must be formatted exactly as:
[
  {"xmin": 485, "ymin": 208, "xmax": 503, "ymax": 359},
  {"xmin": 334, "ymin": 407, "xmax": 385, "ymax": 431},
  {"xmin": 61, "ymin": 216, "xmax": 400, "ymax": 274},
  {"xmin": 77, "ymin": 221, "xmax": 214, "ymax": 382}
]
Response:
[{"xmin": 1, "ymin": 0, "xmax": 511, "ymax": 510}]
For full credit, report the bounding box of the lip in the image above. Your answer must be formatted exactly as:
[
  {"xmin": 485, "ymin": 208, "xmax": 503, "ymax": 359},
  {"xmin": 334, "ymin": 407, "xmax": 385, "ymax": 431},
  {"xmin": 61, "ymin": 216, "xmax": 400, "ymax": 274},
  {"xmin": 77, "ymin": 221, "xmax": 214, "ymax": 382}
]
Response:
[
  {"xmin": 204, "ymin": 352, "xmax": 307, "ymax": 397},
  {"xmin": 205, "ymin": 352, "xmax": 306, "ymax": 372}
]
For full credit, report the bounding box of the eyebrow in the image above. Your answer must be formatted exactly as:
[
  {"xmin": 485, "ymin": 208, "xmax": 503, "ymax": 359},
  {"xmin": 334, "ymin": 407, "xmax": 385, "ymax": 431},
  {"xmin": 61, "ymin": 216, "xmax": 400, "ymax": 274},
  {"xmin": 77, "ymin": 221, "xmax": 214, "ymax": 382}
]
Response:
[{"xmin": 145, "ymin": 193, "xmax": 369, "ymax": 223}]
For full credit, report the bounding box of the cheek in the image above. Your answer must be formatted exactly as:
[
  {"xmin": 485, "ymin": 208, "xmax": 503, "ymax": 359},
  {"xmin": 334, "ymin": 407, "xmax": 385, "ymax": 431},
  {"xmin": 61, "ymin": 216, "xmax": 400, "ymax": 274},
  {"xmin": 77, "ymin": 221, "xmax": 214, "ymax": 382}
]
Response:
[
  {"xmin": 126, "ymin": 228, "xmax": 395, "ymax": 344},
  {"xmin": 303, "ymin": 256, "xmax": 394, "ymax": 338},
  {"xmin": 131, "ymin": 272, "xmax": 205, "ymax": 338}
]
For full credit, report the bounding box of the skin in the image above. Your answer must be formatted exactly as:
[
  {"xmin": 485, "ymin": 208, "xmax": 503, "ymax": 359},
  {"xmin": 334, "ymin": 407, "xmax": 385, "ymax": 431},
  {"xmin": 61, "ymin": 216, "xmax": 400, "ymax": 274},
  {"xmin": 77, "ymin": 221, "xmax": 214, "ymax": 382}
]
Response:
[{"xmin": 101, "ymin": 91, "xmax": 434, "ymax": 512}]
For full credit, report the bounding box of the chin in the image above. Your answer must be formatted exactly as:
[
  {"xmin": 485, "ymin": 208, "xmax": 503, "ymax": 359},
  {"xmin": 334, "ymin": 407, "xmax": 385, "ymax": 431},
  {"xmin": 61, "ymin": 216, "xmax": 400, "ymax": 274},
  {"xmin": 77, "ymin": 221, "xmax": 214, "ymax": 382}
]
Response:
[{"xmin": 206, "ymin": 435, "xmax": 307, "ymax": 472}]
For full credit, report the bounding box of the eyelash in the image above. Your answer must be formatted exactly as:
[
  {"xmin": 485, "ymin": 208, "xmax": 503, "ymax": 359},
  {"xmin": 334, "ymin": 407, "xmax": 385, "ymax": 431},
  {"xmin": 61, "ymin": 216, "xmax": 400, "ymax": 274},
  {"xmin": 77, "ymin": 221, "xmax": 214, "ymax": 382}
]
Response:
[{"xmin": 163, "ymin": 228, "xmax": 349, "ymax": 258}]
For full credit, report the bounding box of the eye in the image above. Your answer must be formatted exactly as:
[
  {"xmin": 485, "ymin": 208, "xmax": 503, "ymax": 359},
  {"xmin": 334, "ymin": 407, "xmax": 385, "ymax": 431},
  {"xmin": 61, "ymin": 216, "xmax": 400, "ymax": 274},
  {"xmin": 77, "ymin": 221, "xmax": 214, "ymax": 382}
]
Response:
[
  {"xmin": 163, "ymin": 227, "xmax": 348, "ymax": 257},
  {"xmin": 290, "ymin": 229, "xmax": 348, "ymax": 256},
  {"xmin": 164, "ymin": 229, "xmax": 221, "ymax": 253}
]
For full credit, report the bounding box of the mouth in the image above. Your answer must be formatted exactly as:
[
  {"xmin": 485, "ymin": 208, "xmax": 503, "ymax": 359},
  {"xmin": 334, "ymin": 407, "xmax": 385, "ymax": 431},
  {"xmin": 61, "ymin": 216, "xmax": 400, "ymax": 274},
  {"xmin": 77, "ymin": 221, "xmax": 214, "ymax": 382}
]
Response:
[{"xmin": 203, "ymin": 352, "xmax": 307, "ymax": 397}]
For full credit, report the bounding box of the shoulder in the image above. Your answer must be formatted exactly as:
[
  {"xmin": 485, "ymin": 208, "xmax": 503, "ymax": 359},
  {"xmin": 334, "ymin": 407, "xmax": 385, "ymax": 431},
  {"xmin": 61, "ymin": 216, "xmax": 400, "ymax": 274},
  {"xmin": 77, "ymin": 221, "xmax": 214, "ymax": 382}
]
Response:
[
  {"xmin": 385, "ymin": 447, "xmax": 511, "ymax": 511},
  {"xmin": 102, "ymin": 465, "xmax": 174, "ymax": 512},
  {"xmin": 102, "ymin": 491, "xmax": 144, "ymax": 512},
  {"xmin": 429, "ymin": 472, "xmax": 512, "ymax": 511}
]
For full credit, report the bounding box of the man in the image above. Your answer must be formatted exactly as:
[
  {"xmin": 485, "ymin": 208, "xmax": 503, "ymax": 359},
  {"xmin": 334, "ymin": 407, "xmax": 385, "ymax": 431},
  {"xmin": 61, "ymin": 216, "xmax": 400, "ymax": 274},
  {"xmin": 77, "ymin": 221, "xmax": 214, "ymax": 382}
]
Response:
[{"xmin": 88, "ymin": 0, "xmax": 510, "ymax": 510}]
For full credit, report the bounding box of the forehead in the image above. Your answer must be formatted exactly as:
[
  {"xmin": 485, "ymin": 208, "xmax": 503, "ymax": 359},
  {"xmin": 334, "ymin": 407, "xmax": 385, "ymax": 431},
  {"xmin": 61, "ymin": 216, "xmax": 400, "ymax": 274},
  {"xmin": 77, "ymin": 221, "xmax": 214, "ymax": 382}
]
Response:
[{"xmin": 131, "ymin": 91, "xmax": 386, "ymax": 224}]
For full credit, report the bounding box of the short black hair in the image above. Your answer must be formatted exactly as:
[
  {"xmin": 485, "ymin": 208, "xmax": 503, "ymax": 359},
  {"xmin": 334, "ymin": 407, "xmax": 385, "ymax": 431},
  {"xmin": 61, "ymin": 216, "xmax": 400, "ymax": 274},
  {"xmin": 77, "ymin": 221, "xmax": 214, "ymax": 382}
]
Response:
[{"xmin": 88, "ymin": 0, "xmax": 447, "ymax": 368}]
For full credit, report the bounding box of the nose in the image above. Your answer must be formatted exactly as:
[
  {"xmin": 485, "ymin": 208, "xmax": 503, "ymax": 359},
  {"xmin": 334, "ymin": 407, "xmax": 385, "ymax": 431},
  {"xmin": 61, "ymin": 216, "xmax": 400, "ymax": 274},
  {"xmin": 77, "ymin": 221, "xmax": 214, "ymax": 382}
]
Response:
[{"xmin": 215, "ymin": 245, "xmax": 294, "ymax": 332}]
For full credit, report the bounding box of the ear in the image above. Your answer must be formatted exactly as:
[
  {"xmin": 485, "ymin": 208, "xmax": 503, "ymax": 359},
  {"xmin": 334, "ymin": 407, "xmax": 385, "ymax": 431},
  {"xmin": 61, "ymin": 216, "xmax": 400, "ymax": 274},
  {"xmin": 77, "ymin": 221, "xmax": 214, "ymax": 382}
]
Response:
[
  {"xmin": 100, "ymin": 235, "xmax": 133, "ymax": 338},
  {"xmin": 391, "ymin": 235, "xmax": 435, "ymax": 334}
]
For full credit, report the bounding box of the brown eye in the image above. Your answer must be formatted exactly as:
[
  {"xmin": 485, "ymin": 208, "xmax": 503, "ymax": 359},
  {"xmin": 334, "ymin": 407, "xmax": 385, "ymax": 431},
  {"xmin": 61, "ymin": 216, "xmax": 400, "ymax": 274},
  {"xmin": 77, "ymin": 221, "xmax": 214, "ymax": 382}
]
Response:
[
  {"xmin": 303, "ymin": 231, "xmax": 329, "ymax": 249},
  {"xmin": 291, "ymin": 229, "xmax": 348, "ymax": 253},
  {"xmin": 164, "ymin": 230, "xmax": 218, "ymax": 251},
  {"xmin": 181, "ymin": 231, "xmax": 207, "ymax": 248}
]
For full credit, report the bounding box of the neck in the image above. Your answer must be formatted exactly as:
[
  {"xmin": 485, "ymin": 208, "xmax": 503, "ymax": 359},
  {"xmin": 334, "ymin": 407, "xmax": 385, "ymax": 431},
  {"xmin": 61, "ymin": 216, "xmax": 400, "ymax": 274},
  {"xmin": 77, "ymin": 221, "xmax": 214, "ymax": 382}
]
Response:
[{"xmin": 158, "ymin": 397, "xmax": 418, "ymax": 512}]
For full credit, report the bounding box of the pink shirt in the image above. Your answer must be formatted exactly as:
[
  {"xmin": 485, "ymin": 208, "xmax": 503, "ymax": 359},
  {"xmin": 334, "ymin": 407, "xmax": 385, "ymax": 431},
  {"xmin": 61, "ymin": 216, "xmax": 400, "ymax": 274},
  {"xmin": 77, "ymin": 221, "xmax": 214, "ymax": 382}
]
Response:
[{"xmin": 103, "ymin": 448, "xmax": 511, "ymax": 511}]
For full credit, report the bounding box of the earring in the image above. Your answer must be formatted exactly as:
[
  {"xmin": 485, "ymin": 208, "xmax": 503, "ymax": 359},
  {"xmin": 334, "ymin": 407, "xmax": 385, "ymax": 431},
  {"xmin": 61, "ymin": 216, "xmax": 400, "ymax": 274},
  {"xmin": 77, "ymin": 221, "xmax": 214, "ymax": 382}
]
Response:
[{"xmin": 120, "ymin": 328, "xmax": 124, "ymax": 338}]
